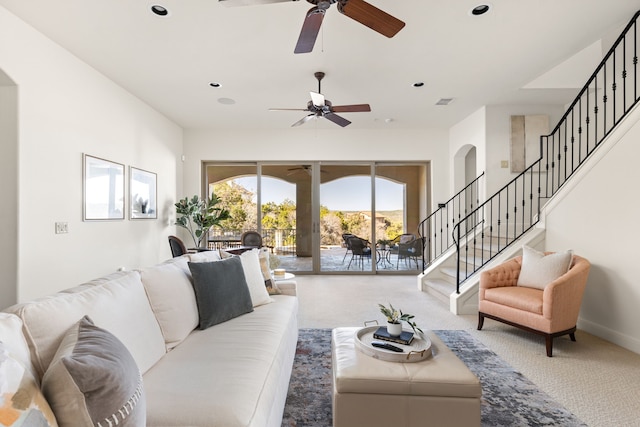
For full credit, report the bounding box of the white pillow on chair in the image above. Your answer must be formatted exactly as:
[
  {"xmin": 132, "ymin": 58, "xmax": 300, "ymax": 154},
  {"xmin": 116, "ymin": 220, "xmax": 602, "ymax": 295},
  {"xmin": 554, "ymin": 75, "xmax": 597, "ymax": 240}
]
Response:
[{"xmin": 517, "ymin": 245, "xmax": 573, "ymax": 290}]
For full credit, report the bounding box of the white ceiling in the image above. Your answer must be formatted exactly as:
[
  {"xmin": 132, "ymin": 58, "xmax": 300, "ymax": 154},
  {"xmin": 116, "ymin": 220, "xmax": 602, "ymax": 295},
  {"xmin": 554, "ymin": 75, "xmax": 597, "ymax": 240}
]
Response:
[{"xmin": 2, "ymin": 0, "xmax": 640, "ymax": 130}]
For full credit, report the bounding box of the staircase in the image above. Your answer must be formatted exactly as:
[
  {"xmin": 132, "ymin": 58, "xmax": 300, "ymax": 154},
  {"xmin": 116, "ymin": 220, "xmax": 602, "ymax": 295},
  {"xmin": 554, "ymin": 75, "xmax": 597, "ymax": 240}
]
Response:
[{"xmin": 418, "ymin": 9, "xmax": 640, "ymax": 313}]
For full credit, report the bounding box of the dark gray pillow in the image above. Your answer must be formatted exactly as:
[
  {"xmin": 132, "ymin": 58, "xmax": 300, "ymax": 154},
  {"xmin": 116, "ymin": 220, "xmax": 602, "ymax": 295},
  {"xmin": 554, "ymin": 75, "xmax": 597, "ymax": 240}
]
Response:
[
  {"xmin": 188, "ymin": 257, "xmax": 254, "ymax": 329},
  {"xmin": 42, "ymin": 315, "xmax": 146, "ymax": 427}
]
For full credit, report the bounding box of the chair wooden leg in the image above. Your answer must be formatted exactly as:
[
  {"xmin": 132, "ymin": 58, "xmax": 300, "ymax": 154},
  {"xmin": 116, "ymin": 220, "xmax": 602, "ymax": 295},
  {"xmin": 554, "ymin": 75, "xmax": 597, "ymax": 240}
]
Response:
[
  {"xmin": 477, "ymin": 313, "xmax": 485, "ymax": 330},
  {"xmin": 545, "ymin": 335, "xmax": 553, "ymax": 357},
  {"xmin": 569, "ymin": 332, "xmax": 576, "ymax": 342}
]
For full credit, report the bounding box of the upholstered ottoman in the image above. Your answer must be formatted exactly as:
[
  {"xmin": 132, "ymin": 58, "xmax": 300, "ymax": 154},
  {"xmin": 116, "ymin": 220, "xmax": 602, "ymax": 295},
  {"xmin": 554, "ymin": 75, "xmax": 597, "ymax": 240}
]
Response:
[{"xmin": 331, "ymin": 327, "xmax": 481, "ymax": 427}]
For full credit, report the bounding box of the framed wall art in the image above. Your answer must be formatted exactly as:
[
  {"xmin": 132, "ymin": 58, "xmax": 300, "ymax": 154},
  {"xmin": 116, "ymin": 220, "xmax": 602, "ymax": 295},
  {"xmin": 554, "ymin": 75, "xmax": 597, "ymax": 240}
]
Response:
[
  {"xmin": 510, "ymin": 115, "xmax": 549, "ymax": 173},
  {"xmin": 130, "ymin": 167, "xmax": 157, "ymax": 219},
  {"xmin": 83, "ymin": 154, "xmax": 125, "ymax": 220}
]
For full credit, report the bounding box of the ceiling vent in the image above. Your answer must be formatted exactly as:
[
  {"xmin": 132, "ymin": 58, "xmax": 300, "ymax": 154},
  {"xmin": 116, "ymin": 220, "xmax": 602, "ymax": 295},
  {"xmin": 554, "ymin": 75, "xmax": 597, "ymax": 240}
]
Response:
[{"xmin": 436, "ymin": 98, "xmax": 454, "ymax": 106}]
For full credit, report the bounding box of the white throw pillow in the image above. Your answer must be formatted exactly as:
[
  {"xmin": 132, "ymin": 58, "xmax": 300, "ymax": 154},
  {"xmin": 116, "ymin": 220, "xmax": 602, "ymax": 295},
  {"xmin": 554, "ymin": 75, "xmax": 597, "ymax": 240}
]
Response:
[
  {"xmin": 517, "ymin": 246, "xmax": 573, "ymax": 290},
  {"xmin": 239, "ymin": 249, "xmax": 273, "ymax": 307},
  {"xmin": 188, "ymin": 250, "xmax": 222, "ymax": 263},
  {"xmin": 138, "ymin": 258, "xmax": 199, "ymax": 350}
]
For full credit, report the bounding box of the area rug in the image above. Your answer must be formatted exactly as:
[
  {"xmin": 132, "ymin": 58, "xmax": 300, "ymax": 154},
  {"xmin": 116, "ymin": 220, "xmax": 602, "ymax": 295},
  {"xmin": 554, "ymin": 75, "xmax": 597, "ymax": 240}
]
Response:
[{"xmin": 281, "ymin": 328, "xmax": 586, "ymax": 427}]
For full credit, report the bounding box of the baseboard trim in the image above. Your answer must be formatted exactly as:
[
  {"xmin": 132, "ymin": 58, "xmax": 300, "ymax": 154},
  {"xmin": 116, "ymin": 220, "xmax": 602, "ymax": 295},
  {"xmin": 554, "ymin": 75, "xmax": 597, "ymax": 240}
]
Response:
[{"xmin": 578, "ymin": 317, "xmax": 640, "ymax": 354}]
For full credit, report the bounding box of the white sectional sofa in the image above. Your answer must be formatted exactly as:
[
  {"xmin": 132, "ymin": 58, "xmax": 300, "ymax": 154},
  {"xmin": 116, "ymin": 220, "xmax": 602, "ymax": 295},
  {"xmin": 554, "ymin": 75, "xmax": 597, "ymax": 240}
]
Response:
[{"xmin": 0, "ymin": 249, "xmax": 298, "ymax": 427}]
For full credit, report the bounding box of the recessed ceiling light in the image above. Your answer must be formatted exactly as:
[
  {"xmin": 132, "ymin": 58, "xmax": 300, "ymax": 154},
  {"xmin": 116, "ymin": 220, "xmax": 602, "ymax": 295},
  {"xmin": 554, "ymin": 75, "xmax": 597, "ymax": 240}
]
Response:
[
  {"xmin": 218, "ymin": 98, "xmax": 236, "ymax": 105},
  {"xmin": 150, "ymin": 5, "xmax": 169, "ymax": 17},
  {"xmin": 209, "ymin": 82, "xmax": 221, "ymax": 88},
  {"xmin": 470, "ymin": 4, "xmax": 491, "ymax": 16},
  {"xmin": 413, "ymin": 82, "xmax": 425, "ymax": 87}
]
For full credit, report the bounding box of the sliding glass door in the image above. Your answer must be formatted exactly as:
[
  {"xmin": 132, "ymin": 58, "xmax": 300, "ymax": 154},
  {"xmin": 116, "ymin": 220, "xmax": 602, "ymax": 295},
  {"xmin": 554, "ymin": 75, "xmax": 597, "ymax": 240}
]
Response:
[
  {"xmin": 319, "ymin": 164, "xmax": 373, "ymax": 272},
  {"xmin": 204, "ymin": 162, "xmax": 428, "ymax": 274}
]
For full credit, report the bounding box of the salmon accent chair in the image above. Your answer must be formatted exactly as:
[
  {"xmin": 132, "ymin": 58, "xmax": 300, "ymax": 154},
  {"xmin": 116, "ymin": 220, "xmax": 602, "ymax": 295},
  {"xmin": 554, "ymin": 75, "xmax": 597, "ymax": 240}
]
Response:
[{"xmin": 477, "ymin": 252, "xmax": 590, "ymax": 357}]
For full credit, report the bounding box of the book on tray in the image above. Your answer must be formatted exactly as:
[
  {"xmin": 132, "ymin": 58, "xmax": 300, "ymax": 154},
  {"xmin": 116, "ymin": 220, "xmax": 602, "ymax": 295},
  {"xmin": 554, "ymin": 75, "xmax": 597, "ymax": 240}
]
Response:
[{"xmin": 373, "ymin": 327, "xmax": 414, "ymax": 345}]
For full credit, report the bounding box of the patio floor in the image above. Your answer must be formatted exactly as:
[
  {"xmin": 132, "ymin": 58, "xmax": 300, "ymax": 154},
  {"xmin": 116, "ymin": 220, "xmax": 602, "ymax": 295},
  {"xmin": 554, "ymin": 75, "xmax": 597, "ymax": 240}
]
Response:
[{"xmin": 273, "ymin": 246, "xmax": 423, "ymax": 274}]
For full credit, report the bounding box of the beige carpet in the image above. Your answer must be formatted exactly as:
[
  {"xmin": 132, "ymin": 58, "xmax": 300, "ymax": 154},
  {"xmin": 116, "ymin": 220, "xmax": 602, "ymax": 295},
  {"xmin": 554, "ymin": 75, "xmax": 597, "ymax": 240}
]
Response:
[{"xmin": 294, "ymin": 274, "xmax": 640, "ymax": 427}]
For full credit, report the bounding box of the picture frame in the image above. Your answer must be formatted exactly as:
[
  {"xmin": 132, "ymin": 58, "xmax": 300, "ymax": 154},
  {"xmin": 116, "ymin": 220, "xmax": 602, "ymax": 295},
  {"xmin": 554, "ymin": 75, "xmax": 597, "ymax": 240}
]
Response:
[
  {"xmin": 510, "ymin": 115, "xmax": 549, "ymax": 173},
  {"xmin": 130, "ymin": 167, "xmax": 157, "ymax": 219},
  {"xmin": 83, "ymin": 154, "xmax": 125, "ymax": 221}
]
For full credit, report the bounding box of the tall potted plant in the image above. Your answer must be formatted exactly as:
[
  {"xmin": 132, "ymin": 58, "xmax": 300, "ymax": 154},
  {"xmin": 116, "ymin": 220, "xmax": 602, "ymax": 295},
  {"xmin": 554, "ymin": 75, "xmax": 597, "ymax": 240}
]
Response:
[{"xmin": 175, "ymin": 194, "xmax": 230, "ymax": 248}]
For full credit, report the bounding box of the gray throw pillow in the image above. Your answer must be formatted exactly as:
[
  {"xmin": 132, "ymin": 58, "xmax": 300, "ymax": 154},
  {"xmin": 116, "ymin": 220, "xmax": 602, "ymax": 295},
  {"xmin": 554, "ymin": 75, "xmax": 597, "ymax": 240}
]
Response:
[
  {"xmin": 42, "ymin": 315, "xmax": 145, "ymax": 427},
  {"xmin": 188, "ymin": 257, "xmax": 254, "ymax": 329}
]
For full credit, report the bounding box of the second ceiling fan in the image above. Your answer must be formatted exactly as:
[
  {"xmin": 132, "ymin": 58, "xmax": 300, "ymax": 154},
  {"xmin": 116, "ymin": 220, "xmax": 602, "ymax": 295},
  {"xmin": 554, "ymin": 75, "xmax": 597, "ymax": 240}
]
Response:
[{"xmin": 269, "ymin": 71, "xmax": 371, "ymax": 127}]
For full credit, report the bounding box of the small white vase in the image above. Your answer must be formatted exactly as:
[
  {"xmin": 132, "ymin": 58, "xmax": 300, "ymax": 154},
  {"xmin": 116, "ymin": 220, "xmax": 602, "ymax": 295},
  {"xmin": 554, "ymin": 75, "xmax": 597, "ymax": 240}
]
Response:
[{"xmin": 387, "ymin": 322, "xmax": 403, "ymax": 337}]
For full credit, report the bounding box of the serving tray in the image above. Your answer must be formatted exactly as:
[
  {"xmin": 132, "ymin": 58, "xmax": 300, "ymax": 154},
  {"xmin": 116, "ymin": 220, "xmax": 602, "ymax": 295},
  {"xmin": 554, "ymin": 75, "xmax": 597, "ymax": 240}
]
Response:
[{"xmin": 354, "ymin": 326, "xmax": 432, "ymax": 363}]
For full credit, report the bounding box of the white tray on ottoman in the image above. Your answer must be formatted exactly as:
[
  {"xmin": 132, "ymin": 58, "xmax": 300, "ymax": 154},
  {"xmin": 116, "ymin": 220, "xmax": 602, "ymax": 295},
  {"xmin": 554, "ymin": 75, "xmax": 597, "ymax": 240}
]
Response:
[
  {"xmin": 332, "ymin": 327, "xmax": 481, "ymax": 427},
  {"xmin": 354, "ymin": 325, "xmax": 432, "ymax": 362}
]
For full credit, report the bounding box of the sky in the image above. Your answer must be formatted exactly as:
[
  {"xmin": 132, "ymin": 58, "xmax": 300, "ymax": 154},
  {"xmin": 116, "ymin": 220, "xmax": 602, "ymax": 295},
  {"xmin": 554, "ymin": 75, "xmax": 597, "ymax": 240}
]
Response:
[{"xmin": 234, "ymin": 176, "xmax": 404, "ymax": 211}]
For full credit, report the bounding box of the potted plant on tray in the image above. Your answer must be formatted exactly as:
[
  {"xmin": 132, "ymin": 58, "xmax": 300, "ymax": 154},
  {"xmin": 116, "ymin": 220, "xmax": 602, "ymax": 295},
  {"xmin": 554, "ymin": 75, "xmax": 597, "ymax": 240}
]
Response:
[
  {"xmin": 378, "ymin": 303, "xmax": 423, "ymax": 337},
  {"xmin": 175, "ymin": 194, "xmax": 230, "ymax": 249}
]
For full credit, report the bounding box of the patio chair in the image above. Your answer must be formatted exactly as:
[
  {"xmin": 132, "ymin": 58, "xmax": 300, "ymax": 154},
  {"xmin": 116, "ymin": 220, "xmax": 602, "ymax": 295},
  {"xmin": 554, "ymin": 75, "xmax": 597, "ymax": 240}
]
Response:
[
  {"xmin": 341, "ymin": 233, "xmax": 356, "ymax": 262},
  {"xmin": 347, "ymin": 237, "xmax": 372, "ymax": 270},
  {"xmin": 396, "ymin": 236, "xmax": 425, "ymax": 270},
  {"xmin": 241, "ymin": 230, "xmax": 263, "ymax": 248},
  {"xmin": 388, "ymin": 233, "xmax": 415, "ymax": 262},
  {"xmin": 168, "ymin": 235, "xmax": 187, "ymax": 258}
]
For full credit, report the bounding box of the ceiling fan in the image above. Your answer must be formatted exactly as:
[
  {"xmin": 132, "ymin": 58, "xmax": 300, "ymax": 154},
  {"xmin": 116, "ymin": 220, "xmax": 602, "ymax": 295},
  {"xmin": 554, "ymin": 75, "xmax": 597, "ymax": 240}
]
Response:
[
  {"xmin": 269, "ymin": 71, "xmax": 371, "ymax": 127},
  {"xmin": 219, "ymin": 0, "xmax": 405, "ymax": 54},
  {"xmin": 287, "ymin": 165, "xmax": 328, "ymax": 176}
]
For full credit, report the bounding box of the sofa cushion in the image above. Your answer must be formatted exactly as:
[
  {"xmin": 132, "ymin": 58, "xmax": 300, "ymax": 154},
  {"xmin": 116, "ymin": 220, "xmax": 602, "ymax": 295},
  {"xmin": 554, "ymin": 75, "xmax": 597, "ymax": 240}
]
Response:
[
  {"xmin": 139, "ymin": 257, "xmax": 199, "ymax": 350},
  {"xmin": 239, "ymin": 249, "xmax": 273, "ymax": 307},
  {"xmin": 0, "ymin": 315, "xmax": 58, "ymax": 427},
  {"xmin": 517, "ymin": 246, "xmax": 573, "ymax": 290},
  {"xmin": 188, "ymin": 257, "xmax": 254, "ymax": 329},
  {"xmin": 42, "ymin": 316, "xmax": 145, "ymax": 427},
  {"xmin": 5, "ymin": 271, "xmax": 165, "ymax": 379},
  {"xmin": 143, "ymin": 295, "xmax": 299, "ymax": 427}
]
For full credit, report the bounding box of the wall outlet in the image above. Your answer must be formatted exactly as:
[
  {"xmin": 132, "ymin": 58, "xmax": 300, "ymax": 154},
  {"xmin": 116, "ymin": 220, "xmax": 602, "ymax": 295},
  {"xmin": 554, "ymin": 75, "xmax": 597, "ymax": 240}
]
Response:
[
  {"xmin": 55, "ymin": 222, "xmax": 68, "ymax": 234},
  {"xmin": 501, "ymin": 160, "xmax": 509, "ymax": 168}
]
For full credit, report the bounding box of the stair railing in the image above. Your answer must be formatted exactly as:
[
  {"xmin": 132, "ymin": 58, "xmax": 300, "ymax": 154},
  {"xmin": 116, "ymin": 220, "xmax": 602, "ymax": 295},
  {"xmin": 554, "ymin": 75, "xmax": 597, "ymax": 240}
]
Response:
[
  {"xmin": 452, "ymin": 9, "xmax": 640, "ymax": 293},
  {"xmin": 417, "ymin": 171, "xmax": 484, "ymax": 269}
]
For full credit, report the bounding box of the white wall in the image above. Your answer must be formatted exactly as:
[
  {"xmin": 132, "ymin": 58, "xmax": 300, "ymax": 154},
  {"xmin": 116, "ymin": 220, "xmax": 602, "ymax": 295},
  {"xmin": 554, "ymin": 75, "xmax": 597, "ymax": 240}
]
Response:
[
  {"xmin": 183, "ymin": 127, "xmax": 450, "ymax": 209},
  {"xmin": 0, "ymin": 7, "xmax": 183, "ymax": 304},
  {"xmin": 543, "ymin": 112, "xmax": 640, "ymax": 353},
  {"xmin": 484, "ymin": 105, "xmax": 565, "ymax": 196}
]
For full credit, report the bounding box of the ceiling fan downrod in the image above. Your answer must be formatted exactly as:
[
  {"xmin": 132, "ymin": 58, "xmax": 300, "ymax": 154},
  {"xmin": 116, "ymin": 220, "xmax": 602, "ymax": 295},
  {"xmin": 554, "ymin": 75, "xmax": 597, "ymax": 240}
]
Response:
[{"xmin": 314, "ymin": 71, "xmax": 325, "ymax": 93}]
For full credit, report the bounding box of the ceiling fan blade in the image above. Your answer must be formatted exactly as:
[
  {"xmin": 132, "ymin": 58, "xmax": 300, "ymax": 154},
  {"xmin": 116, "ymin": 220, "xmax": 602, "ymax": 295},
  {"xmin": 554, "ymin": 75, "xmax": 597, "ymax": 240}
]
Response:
[
  {"xmin": 324, "ymin": 113, "xmax": 351, "ymax": 127},
  {"xmin": 294, "ymin": 7, "xmax": 325, "ymax": 54},
  {"xmin": 310, "ymin": 92, "xmax": 325, "ymax": 108},
  {"xmin": 218, "ymin": 0, "xmax": 296, "ymax": 7},
  {"xmin": 269, "ymin": 108, "xmax": 309, "ymax": 111},
  {"xmin": 292, "ymin": 114, "xmax": 316, "ymax": 127},
  {"xmin": 338, "ymin": 0, "xmax": 405, "ymax": 38},
  {"xmin": 331, "ymin": 104, "xmax": 371, "ymax": 113}
]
